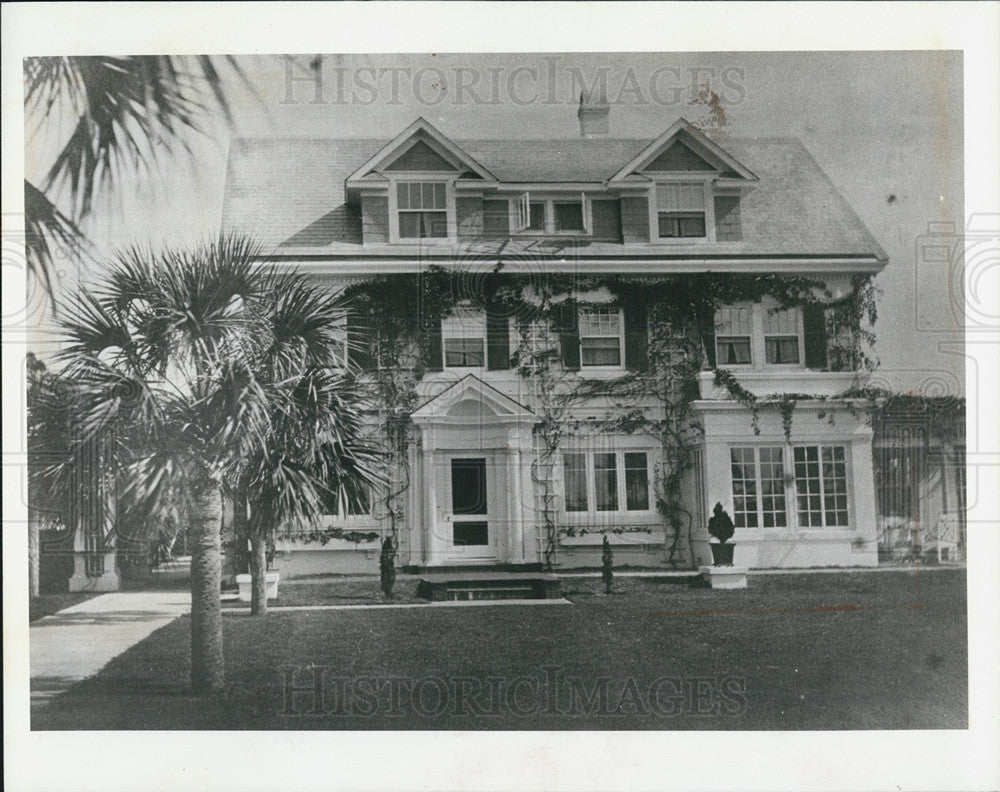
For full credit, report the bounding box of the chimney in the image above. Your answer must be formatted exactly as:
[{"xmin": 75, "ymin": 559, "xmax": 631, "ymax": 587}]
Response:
[{"xmin": 577, "ymin": 88, "xmax": 609, "ymax": 137}]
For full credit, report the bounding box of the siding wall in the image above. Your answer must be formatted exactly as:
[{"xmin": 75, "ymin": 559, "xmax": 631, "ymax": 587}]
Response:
[
  {"xmin": 714, "ymin": 195, "xmax": 743, "ymax": 242},
  {"xmin": 620, "ymin": 197, "xmax": 650, "ymax": 243},
  {"xmin": 361, "ymin": 195, "xmax": 389, "ymax": 244},
  {"xmin": 456, "ymin": 196, "xmax": 484, "ymax": 238}
]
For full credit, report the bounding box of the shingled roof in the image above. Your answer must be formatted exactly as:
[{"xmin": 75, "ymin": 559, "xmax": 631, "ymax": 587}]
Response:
[{"xmin": 222, "ymin": 132, "xmax": 887, "ymax": 263}]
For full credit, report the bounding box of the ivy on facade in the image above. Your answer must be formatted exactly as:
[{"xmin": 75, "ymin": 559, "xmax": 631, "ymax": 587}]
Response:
[{"xmin": 335, "ymin": 264, "xmax": 880, "ymax": 571}]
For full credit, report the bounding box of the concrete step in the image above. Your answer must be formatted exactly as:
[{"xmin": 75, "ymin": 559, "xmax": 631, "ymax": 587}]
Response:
[{"xmin": 417, "ymin": 572, "xmax": 561, "ymax": 602}]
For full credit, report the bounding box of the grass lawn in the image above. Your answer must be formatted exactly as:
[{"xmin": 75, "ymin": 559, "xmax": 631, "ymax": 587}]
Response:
[
  {"xmin": 32, "ymin": 569, "xmax": 967, "ymax": 730},
  {"xmin": 29, "ymin": 592, "xmax": 102, "ymax": 623}
]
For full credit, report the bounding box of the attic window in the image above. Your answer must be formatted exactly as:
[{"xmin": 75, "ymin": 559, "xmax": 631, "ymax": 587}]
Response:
[
  {"xmin": 397, "ymin": 182, "xmax": 447, "ymax": 239},
  {"xmin": 656, "ymin": 182, "xmax": 707, "ymax": 239}
]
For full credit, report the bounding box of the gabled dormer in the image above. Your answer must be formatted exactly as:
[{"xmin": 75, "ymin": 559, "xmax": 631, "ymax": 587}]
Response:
[
  {"xmin": 609, "ymin": 118, "xmax": 758, "ymax": 244},
  {"xmin": 345, "ymin": 118, "xmax": 496, "ymax": 244}
]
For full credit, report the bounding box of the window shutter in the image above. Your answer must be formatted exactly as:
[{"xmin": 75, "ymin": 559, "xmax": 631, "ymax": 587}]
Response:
[
  {"xmin": 486, "ymin": 310, "xmax": 510, "ymax": 370},
  {"xmin": 556, "ymin": 299, "xmax": 581, "ymax": 371},
  {"xmin": 424, "ymin": 319, "xmax": 443, "ymax": 372},
  {"xmin": 623, "ymin": 300, "xmax": 648, "ymax": 371},
  {"xmin": 581, "ymin": 192, "xmax": 592, "ymax": 235},
  {"xmin": 347, "ymin": 311, "xmax": 373, "ymax": 371},
  {"xmin": 802, "ymin": 304, "xmax": 829, "ymax": 370},
  {"xmin": 698, "ymin": 307, "xmax": 717, "ymax": 369}
]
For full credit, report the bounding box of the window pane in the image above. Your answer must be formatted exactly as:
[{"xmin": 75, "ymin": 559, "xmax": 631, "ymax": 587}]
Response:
[
  {"xmin": 717, "ymin": 336, "xmax": 752, "ymax": 365},
  {"xmin": 594, "ymin": 452, "xmax": 618, "ymax": 511},
  {"xmin": 444, "ymin": 337, "xmax": 485, "ymax": 367},
  {"xmin": 563, "ymin": 453, "xmax": 588, "ymax": 512},
  {"xmin": 657, "ymin": 182, "xmax": 705, "ymax": 211},
  {"xmin": 624, "ymin": 452, "xmax": 649, "ymax": 511},
  {"xmin": 765, "ymin": 336, "xmax": 800, "ymax": 364},
  {"xmin": 409, "ymin": 182, "xmax": 422, "ymax": 209},
  {"xmin": 423, "ymin": 211, "xmax": 448, "ymax": 238},
  {"xmin": 434, "ymin": 182, "xmax": 446, "ymax": 208},
  {"xmin": 397, "ymin": 182, "xmax": 410, "ymax": 209},
  {"xmin": 422, "ymin": 182, "xmax": 435, "ymax": 209},
  {"xmin": 451, "ymin": 458, "xmax": 487, "ymax": 515},
  {"xmin": 794, "ymin": 446, "xmax": 824, "ymax": 527},
  {"xmin": 658, "ymin": 212, "xmax": 705, "ymax": 238},
  {"xmin": 821, "ymin": 445, "xmax": 849, "ymax": 526},
  {"xmin": 730, "ymin": 448, "xmax": 759, "ymax": 528},
  {"xmin": 678, "ymin": 215, "xmax": 706, "ymax": 237},
  {"xmin": 758, "ymin": 447, "xmax": 787, "ymax": 527},
  {"xmin": 581, "ymin": 337, "xmax": 621, "ymax": 366},
  {"xmin": 529, "ymin": 202, "xmax": 545, "ymax": 231},
  {"xmin": 398, "ymin": 212, "xmax": 421, "ymax": 238},
  {"xmin": 554, "ymin": 202, "xmax": 584, "ymax": 231}
]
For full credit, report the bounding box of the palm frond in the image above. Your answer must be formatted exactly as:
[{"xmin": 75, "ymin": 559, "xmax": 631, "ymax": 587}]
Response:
[{"xmin": 24, "ymin": 180, "xmax": 86, "ymax": 301}]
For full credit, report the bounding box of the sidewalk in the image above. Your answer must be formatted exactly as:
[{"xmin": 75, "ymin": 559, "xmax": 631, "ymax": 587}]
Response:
[{"xmin": 30, "ymin": 591, "xmax": 190, "ymax": 708}]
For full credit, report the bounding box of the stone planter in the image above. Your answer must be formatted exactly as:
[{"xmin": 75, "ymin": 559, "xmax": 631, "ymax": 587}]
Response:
[
  {"xmin": 699, "ymin": 565, "xmax": 748, "ymax": 589},
  {"xmin": 710, "ymin": 542, "xmax": 735, "ymax": 566},
  {"xmin": 235, "ymin": 571, "xmax": 280, "ymax": 602}
]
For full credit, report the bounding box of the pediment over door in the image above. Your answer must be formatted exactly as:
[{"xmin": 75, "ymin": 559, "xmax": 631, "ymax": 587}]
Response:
[{"xmin": 411, "ymin": 374, "xmax": 535, "ymax": 424}]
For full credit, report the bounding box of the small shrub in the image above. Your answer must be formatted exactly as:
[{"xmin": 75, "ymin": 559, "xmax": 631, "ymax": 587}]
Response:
[
  {"xmin": 601, "ymin": 535, "xmax": 614, "ymax": 595},
  {"xmin": 380, "ymin": 536, "xmax": 396, "ymax": 599},
  {"xmin": 708, "ymin": 502, "xmax": 735, "ymax": 544}
]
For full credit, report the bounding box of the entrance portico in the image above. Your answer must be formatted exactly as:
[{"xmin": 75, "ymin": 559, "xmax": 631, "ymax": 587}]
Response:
[{"xmin": 406, "ymin": 375, "xmax": 539, "ymax": 569}]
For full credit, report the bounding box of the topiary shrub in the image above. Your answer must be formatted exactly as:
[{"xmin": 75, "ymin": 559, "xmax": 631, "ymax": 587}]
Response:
[{"xmin": 707, "ymin": 502, "xmax": 735, "ymax": 544}]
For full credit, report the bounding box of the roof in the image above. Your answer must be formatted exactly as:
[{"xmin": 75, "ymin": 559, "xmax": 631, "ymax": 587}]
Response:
[{"xmin": 222, "ymin": 132, "xmax": 887, "ymax": 263}]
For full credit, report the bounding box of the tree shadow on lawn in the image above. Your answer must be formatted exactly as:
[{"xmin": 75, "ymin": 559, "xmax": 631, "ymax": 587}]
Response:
[{"xmin": 32, "ymin": 570, "xmax": 968, "ymax": 731}]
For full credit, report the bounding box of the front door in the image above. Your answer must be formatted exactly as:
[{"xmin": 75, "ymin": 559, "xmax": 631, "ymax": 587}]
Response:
[{"xmin": 449, "ymin": 457, "xmax": 493, "ymax": 559}]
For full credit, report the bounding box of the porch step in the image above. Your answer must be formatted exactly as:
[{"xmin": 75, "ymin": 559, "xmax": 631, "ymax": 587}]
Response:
[{"xmin": 416, "ymin": 572, "xmax": 561, "ymax": 602}]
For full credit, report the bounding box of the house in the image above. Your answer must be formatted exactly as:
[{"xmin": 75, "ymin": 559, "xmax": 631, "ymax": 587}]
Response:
[{"xmin": 221, "ymin": 96, "xmax": 889, "ymax": 575}]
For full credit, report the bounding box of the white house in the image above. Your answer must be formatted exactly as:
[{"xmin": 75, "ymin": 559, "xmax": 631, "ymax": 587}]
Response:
[{"xmin": 222, "ymin": 97, "xmax": 888, "ymax": 575}]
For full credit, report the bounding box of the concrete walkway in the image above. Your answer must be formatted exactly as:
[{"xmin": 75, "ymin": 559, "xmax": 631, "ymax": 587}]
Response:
[{"xmin": 30, "ymin": 591, "xmax": 190, "ymax": 708}]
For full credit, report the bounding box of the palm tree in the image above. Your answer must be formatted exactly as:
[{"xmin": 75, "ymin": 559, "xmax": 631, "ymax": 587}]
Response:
[
  {"xmin": 23, "ymin": 55, "xmax": 253, "ymax": 300},
  {"xmin": 54, "ymin": 234, "xmax": 376, "ymax": 692},
  {"xmin": 229, "ymin": 282, "xmax": 380, "ymax": 616}
]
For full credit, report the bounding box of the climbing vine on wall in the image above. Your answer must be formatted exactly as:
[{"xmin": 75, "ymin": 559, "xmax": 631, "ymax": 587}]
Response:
[{"xmin": 337, "ymin": 262, "xmax": 880, "ymax": 571}]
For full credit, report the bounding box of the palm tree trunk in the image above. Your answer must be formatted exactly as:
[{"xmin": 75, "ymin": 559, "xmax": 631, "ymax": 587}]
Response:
[
  {"xmin": 249, "ymin": 527, "xmax": 268, "ymax": 616},
  {"xmin": 190, "ymin": 483, "xmax": 224, "ymax": 694},
  {"xmin": 29, "ymin": 517, "xmax": 41, "ymax": 598}
]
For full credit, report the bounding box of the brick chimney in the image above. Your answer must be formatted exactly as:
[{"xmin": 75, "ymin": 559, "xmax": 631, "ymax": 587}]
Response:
[{"xmin": 577, "ymin": 88, "xmax": 609, "ymax": 137}]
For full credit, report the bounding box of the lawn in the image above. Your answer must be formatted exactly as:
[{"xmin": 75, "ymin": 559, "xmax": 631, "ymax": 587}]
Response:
[
  {"xmin": 32, "ymin": 569, "xmax": 967, "ymax": 730},
  {"xmin": 29, "ymin": 592, "xmax": 101, "ymax": 623}
]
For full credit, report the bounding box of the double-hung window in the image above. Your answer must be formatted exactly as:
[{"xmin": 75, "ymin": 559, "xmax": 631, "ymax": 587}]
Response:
[
  {"xmin": 716, "ymin": 306, "xmax": 753, "ymax": 365},
  {"xmin": 715, "ymin": 303, "xmax": 805, "ymax": 368},
  {"xmin": 578, "ymin": 306, "xmax": 624, "ymax": 367},
  {"xmin": 656, "ymin": 182, "xmax": 707, "ymax": 238},
  {"xmin": 397, "ymin": 181, "xmax": 447, "ymax": 239},
  {"xmin": 442, "ymin": 308, "xmax": 486, "ymax": 368},
  {"xmin": 562, "ymin": 450, "xmax": 651, "ymax": 514},
  {"xmin": 762, "ymin": 306, "xmax": 803, "ymax": 365}
]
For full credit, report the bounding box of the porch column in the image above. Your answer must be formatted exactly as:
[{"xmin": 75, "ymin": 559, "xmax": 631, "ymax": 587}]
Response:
[
  {"xmin": 420, "ymin": 426, "xmax": 436, "ymax": 565},
  {"xmin": 506, "ymin": 438, "xmax": 525, "ymax": 563}
]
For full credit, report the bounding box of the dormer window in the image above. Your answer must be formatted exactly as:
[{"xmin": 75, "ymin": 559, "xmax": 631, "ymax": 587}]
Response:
[
  {"xmin": 397, "ymin": 181, "xmax": 448, "ymax": 239},
  {"xmin": 656, "ymin": 182, "xmax": 707, "ymax": 238}
]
